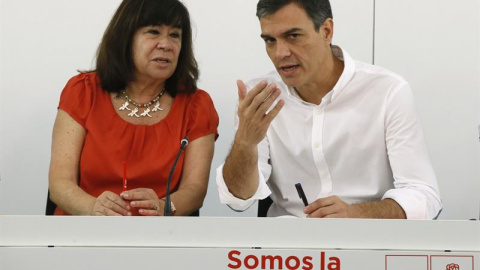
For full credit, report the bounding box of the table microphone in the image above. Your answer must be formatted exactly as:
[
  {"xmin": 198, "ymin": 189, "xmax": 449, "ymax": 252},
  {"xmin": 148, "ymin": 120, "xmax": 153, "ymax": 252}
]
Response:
[{"xmin": 164, "ymin": 135, "xmax": 189, "ymax": 216}]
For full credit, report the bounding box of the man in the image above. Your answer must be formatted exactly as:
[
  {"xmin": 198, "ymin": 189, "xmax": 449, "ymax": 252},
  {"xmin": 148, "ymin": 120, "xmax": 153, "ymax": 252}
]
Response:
[{"xmin": 216, "ymin": 0, "xmax": 442, "ymax": 219}]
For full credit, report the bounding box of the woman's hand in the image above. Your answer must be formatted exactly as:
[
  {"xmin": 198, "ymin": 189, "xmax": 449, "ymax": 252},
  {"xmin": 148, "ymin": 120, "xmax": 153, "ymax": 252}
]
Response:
[
  {"xmin": 91, "ymin": 191, "xmax": 131, "ymax": 216},
  {"xmin": 120, "ymin": 188, "xmax": 164, "ymax": 216}
]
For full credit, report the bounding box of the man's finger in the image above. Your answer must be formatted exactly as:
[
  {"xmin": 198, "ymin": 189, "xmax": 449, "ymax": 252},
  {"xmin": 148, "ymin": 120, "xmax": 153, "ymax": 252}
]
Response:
[
  {"xmin": 262, "ymin": 99, "xmax": 285, "ymax": 124},
  {"xmin": 239, "ymin": 80, "xmax": 268, "ymax": 107},
  {"xmin": 237, "ymin": 80, "xmax": 247, "ymax": 101},
  {"xmin": 304, "ymin": 197, "xmax": 333, "ymax": 214},
  {"xmin": 307, "ymin": 204, "xmax": 337, "ymax": 218},
  {"xmin": 255, "ymin": 87, "xmax": 283, "ymax": 120},
  {"xmin": 249, "ymin": 83, "xmax": 277, "ymax": 110}
]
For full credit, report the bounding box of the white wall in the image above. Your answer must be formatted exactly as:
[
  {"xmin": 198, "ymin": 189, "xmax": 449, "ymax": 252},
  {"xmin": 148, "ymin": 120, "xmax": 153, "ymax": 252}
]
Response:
[
  {"xmin": 0, "ymin": 0, "xmax": 123, "ymax": 215},
  {"xmin": 375, "ymin": 0, "xmax": 480, "ymax": 219},
  {"xmin": 0, "ymin": 0, "xmax": 478, "ymax": 219},
  {"xmin": 0, "ymin": 0, "xmax": 3, "ymax": 184}
]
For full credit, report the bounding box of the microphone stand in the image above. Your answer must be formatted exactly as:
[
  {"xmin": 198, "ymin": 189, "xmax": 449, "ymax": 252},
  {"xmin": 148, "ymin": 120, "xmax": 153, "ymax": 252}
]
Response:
[{"xmin": 164, "ymin": 136, "xmax": 189, "ymax": 216}]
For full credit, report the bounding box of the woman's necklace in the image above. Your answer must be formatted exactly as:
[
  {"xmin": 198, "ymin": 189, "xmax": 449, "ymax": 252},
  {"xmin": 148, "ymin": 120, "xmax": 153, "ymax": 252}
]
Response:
[{"xmin": 117, "ymin": 89, "xmax": 166, "ymax": 118}]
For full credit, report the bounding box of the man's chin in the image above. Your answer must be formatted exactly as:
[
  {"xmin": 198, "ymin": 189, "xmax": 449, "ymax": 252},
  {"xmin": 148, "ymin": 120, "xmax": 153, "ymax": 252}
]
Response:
[{"xmin": 278, "ymin": 74, "xmax": 300, "ymax": 88}]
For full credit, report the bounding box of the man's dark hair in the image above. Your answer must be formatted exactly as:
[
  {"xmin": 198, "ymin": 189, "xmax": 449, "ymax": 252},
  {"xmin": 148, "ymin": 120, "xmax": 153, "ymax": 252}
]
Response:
[
  {"xmin": 256, "ymin": 0, "xmax": 333, "ymax": 32},
  {"xmin": 95, "ymin": 0, "xmax": 198, "ymax": 96}
]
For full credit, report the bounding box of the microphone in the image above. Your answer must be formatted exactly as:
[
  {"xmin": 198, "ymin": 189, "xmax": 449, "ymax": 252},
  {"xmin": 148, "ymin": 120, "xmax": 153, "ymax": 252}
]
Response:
[
  {"xmin": 180, "ymin": 137, "xmax": 189, "ymax": 148},
  {"xmin": 164, "ymin": 135, "xmax": 189, "ymax": 216}
]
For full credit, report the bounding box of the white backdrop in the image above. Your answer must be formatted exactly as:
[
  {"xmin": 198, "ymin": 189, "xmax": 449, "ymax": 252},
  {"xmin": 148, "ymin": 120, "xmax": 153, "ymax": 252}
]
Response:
[
  {"xmin": 375, "ymin": 0, "xmax": 480, "ymax": 220},
  {"xmin": 0, "ymin": 0, "xmax": 478, "ymax": 219}
]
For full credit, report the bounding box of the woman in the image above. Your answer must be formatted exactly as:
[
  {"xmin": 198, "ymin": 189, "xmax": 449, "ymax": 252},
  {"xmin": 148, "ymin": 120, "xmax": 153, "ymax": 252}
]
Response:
[{"xmin": 48, "ymin": 0, "xmax": 218, "ymax": 216}]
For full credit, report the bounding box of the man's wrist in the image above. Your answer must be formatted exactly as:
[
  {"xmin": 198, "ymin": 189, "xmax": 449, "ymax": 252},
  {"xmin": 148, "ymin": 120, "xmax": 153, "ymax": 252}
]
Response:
[{"xmin": 231, "ymin": 139, "xmax": 258, "ymax": 154}]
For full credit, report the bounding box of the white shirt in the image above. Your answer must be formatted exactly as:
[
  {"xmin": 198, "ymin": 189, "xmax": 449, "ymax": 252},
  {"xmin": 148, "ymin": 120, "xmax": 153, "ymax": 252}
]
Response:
[{"xmin": 216, "ymin": 46, "xmax": 442, "ymax": 219}]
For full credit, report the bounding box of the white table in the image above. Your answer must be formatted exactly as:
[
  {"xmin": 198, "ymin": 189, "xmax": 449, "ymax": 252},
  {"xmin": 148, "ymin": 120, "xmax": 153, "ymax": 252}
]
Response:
[{"xmin": 1, "ymin": 216, "xmax": 478, "ymax": 269}]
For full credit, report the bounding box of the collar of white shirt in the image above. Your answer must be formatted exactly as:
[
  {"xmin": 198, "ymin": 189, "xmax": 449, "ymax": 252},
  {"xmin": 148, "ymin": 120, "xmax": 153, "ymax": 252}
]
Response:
[{"xmin": 285, "ymin": 45, "xmax": 356, "ymax": 106}]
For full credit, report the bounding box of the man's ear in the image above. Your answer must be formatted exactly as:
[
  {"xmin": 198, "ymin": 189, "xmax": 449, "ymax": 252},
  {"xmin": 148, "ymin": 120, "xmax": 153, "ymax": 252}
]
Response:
[{"xmin": 321, "ymin": 18, "xmax": 334, "ymax": 44}]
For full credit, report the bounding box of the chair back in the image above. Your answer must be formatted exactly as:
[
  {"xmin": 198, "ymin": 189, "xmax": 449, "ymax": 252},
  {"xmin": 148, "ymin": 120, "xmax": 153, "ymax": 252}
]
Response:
[
  {"xmin": 257, "ymin": 196, "xmax": 273, "ymax": 217},
  {"xmin": 45, "ymin": 191, "xmax": 57, "ymax": 215}
]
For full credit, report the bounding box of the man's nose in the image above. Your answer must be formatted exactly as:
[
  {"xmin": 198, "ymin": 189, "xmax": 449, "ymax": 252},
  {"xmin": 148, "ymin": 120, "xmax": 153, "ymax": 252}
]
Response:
[{"xmin": 275, "ymin": 40, "xmax": 291, "ymax": 59}]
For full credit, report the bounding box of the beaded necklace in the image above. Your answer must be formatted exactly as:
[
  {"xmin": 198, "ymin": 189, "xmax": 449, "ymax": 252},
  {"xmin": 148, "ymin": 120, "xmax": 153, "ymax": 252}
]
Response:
[{"xmin": 117, "ymin": 89, "xmax": 166, "ymax": 118}]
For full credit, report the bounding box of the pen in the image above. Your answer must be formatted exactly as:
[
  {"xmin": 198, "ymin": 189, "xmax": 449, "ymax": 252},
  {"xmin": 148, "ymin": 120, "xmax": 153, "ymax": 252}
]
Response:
[
  {"xmin": 122, "ymin": 161, "xmax": 138, "ymax": 216},
  {"xmin": 123, "ymin": 161, "xmax": 127, "ymax": 191},
  {"xmin": 295, "ymin": 183, "xmax": 309, "ymax": 206}
]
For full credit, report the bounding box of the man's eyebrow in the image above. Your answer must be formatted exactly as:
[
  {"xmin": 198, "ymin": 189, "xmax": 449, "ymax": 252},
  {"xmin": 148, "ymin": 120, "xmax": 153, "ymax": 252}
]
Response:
[
  {"xmin": 260, "ymin": 27, "xmax": 304, "ymax": 39},
  {"xmin": 283, "ymin": 27, "xmax": 303, "ymax": 35},
  {"xmin": 260, "ymin": 33, "xmax": 272, "ymax": 39}
]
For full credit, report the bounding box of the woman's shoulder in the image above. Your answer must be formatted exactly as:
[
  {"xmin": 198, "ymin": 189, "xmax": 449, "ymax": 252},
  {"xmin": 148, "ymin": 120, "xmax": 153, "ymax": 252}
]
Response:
[
  {"xmin": 65, "ymin": 72, "xmax": 101, "ymax": 88},
  {"xmin": 174, "ymin": 88, "xmax": 217, "ymax": 116},
  {"xmin": 61, "ymin": 72, "xmax": 104, "ymax": 99},
  {"xmin": 177, "ymin": 88, "xmax": 219, "ymax": 140},
  {"xmin": 59, "ymin": 72, "xmax": 105, "ymax": 118},
  {"xmin": 58, "ymin": 72, "xmax": 103, "ymax": 127},
  {"xmin": 181, "ymin": 88, "xmax": 214, "ymax": 104}
]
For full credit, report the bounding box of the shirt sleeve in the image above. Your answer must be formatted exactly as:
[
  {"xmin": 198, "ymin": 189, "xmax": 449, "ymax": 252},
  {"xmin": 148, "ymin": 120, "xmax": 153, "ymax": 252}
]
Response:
[
  {"xmin": 186, "ymin": 89, "xmax": 219, "ymax": 142},
  {"xmin": 382, "ymin": 83, "xmax": 442, "ymax": 219},
  {"xmin": 58, "ymin": 73, "xmax": 95, "ymax": 127},
  {"xmin": 215, "ymin": 80, "xmax": 273, "ymax": 211}
]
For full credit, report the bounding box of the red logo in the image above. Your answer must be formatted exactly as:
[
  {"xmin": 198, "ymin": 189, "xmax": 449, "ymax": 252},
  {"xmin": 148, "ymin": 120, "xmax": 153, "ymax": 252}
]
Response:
[{"xmin": 446, "ymin": 263, "xmax": 459, "ymax": 270}]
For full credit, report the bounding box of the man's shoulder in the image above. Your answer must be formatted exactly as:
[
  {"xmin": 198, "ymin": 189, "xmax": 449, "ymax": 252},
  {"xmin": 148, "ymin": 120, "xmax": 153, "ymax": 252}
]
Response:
[{"xmin": 354, "ymin": 61, "xmax": 408, "ymax": 86}]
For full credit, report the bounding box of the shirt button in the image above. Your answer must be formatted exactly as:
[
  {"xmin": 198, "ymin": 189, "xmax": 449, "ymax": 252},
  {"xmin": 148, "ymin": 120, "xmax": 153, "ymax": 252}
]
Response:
[
  {"xmin": 321, "ymin": 172, "xmax": 329, "ymax": 179},
  {"xmin": 314, "ymin": 142, "xmax": 321, "ymax": 149},
  {"xmin": 316, "ymin": 109, "xmax": 323, "ymax": 116}
]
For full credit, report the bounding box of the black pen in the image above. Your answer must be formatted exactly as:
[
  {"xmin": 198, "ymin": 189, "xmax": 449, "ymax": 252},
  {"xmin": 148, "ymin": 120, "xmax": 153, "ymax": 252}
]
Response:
[{"xmin": 295, "ymin": 183, "xmax": 309, "ymax": 206}]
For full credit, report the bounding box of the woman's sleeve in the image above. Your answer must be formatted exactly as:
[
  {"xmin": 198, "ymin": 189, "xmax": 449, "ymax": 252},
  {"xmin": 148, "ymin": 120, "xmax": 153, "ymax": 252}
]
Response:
[
  {"xmin": 58, "ymin": 73, "xmax": 95, "ymax": 127},
  {"xmin": 186, "ymin": 89, "xmax": 219, "ymax": 141}
]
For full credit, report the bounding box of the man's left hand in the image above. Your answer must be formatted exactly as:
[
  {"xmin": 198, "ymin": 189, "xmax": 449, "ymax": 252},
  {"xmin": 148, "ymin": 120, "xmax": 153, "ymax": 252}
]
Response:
[
  {"xmin": 304, "ymin": 196, "xmax": 407, "ymax": 219},
  {"xmin": 304, "ymin": 195, "xmax": 357, "ymax": 218}
]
